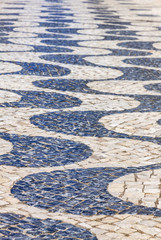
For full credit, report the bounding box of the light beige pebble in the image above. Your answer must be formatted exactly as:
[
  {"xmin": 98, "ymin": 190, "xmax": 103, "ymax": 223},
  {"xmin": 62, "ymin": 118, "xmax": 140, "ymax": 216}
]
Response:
[
  {"xmin": 133, "ymin": 224, "xmax": 161, "ymax": 235},
  {"xmin": 104, "ymin": 232, "xmax": 126, "ymax": 240},
  {"xmin": 117, "ymin": 227, "xmax": 136, "ymax": 235},
  {"xmin": 140, "ymin": 219, "xmax": 160, "ymax": 227},
  {"xmin": 98, "ymin": 224, "xmax": 119, "ymax": 231},
  {"xmin": 90, "ymin": 228, "xmax": 107, "ymax": 235},
  {"xmin": 128, "ymin": 232, "xmax": 151, "ymax": 240}
]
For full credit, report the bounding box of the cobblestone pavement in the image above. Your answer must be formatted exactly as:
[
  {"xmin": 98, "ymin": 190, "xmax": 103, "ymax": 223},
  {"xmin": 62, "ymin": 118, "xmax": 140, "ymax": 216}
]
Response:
[{"xmin": 1, "ymin": 0, "xmax": 161, "ymax": 239}]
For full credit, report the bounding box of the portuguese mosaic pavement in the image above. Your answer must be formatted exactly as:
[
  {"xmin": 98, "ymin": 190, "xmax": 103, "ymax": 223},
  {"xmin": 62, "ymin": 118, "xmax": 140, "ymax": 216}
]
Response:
[{"xmin": 1, "ymin": 0, "xmax": 161, "ymax": 238}]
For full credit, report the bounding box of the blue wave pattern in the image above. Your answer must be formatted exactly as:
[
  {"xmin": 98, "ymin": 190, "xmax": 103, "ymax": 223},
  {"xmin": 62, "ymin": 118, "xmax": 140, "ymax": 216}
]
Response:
[
  {"xmin": 0, "ymin": 0, "xmax": 161, "ymax": 238},
  {"xmin": 24, "ymin": 0, "xmax": 161, "ymax": 216},
  {"xmin": 0, "ymin": 132, "xmax": 92, "ymax": 167}
]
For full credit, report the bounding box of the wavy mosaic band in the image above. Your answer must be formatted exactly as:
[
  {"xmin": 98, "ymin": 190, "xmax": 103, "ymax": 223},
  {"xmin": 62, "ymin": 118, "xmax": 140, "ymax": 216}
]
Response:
[{"xmin": 0, "ymin": 0, "xmax": 161, "ymax": 239}]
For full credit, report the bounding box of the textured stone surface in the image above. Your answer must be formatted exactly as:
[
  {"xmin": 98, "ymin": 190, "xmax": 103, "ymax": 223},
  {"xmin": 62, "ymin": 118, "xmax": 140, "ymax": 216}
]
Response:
[{"xmin": 0, "ymin": 0, "xmax": 161, "ymax": 238}]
